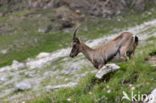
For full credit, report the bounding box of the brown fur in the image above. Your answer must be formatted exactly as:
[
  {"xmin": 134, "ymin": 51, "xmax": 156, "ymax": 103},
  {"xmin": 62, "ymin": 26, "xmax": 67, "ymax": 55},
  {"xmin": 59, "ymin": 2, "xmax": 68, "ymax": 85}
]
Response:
[{"xmin": 70, "ymin": 28, "xmax": 138, "ymax": 69}]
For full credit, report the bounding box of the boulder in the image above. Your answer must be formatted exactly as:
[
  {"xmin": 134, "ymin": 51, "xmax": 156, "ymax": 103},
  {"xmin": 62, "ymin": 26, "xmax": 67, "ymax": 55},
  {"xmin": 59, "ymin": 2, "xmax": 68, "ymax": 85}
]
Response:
[
  {"xmin": 38, "ymin": 25, "xmax": 52, "ymax": 33},
  {"xmin": 0, "ymin": 0, "xmax": 10, "ymax": 6},
  {"xmin": 90, "ymin": 0, "xmax": 125, "ymax": 17},
  {"xmin": 55, "ymin": 6, "xmax": 85, "ymax": 29},
  {"xmin": 95, "ymin": 64, "xmax": 120, "ymax": 79},
  {"xmin": 132, "ymin": 0, "xmax": 146, "ymax": 12},
  {"xmin": 15, "ymin": 82, "xmax": 31, "ymax": 91}
]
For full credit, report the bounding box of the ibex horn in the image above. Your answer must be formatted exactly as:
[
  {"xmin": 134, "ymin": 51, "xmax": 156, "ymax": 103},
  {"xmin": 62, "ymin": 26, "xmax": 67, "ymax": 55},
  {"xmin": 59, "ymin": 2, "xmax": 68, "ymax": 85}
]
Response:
[{"xmin": 73, "ymin": 25, "xmax": 80, "ymax": 40}]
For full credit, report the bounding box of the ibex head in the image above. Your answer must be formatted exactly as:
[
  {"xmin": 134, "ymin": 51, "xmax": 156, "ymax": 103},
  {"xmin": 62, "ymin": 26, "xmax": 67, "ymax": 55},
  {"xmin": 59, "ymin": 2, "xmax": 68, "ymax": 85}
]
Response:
[{"xmin": 70, "ymin": 27, "xmax": 81, "ymax": 58}]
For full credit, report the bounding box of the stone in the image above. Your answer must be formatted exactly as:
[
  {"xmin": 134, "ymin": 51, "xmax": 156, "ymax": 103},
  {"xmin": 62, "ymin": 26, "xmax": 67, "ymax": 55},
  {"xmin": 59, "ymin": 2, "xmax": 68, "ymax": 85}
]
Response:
[
  {"xmin": 133, "ymin": 0, "xmax": 146, "ymax": 12},
  {"xmin": 146, "ymin": 89, "xmax": 156, "ymax": 103},
  {"xmin": 36, "ymin": 52, "xmax": 50, "ymax": 58},
  {"xmin": 15, "ymin": 82, "xmax": 31, "ymax": 91},
  {"xmin": 0, "ymin": 76, "xmax": 7, "ymax": 82},
  {"xmin": 11, "ymin": 60, "xmax": 25, "ymax": 70},
  {"xmin": 153, "ymin": 0, "xmax": 156, "ymax": 4},
  {"xmin": 0, "ymin": 13, "xmax": 4, "ymax": 17},
  {"xmin": 0, "ymin": 49, "xmax": 8, "ymax": 54},
  {"xmin": 38, "ymin": 25, "xmax": 52, "ymax": 33},
  {"xmin": 95, "ymin": 64, "xmax": 120, "ymax": 79},
  {"xmin": 46, "ymin": 82, "xmax": 77, "ymax": 92},
  {"xmin": 67, "ymin": 98, "xmax": 71, "ymax": 102},
  {"xmin": 55, "ymin": 6, "xmax": 85, "ymax": 29}
]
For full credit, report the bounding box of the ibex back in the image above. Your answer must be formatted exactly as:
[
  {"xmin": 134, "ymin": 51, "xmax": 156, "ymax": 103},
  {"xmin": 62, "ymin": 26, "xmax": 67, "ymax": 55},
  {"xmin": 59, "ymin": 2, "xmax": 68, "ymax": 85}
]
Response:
[{"xmin": 70, "ymin": 27, "xmax": 138, "ymax": 69}]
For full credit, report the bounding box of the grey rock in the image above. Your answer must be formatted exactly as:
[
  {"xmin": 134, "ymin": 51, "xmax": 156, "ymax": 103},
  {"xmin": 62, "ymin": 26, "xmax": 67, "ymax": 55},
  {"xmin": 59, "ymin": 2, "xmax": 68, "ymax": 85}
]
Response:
[
  {"xmin": 38, "ymin": 25, "xmax": 52, "ymax": 33},
  {"xmin": 36, "ymin": 52, "xmax": 50, "ymax": 58},
  {"xmin": 0, "ymin": 49, "xmax": 8, "ymax": 54},
  {"xmin": 95, "ymin": 64, "xmax": 120, "ymax": 79},
  {"xmin": 0, "ymin": 76, "xmax": 7, "ymax": 82},
  {"xmin": 0, "ymin": 13, "xmax": 4, "ymax": 17},
  {"xmin": 153, "ymin": 0, "xmax": 156, "ymax": 4},
  {"xmin": 133, "ymin": 0, "xmax": 145, "ymax": 12},
  {"xmin": 46, "ymin": 82, "xmax": 77, "ymax": 92},
  {"xmin": 15, "ymin": 82, "xmax": 31, "ymax": 91},
  {"xmin": 146, "ymin": 88, "xmax": 156, "ymax": 103}
]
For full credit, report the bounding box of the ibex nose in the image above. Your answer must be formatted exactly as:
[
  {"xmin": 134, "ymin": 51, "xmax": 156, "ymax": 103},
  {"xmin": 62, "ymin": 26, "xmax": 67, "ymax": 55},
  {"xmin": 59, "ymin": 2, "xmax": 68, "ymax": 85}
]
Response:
[{"xmin": 70, "ymin": 54, "xmax": 73, "ymax": 58}]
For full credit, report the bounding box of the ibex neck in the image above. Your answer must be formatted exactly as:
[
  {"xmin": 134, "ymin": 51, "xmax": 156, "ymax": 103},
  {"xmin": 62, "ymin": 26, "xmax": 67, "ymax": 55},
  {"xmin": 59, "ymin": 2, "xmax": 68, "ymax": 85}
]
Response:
[{"xmin": 80, "ymin": 42, "xmax": 94, "ymax": 61}]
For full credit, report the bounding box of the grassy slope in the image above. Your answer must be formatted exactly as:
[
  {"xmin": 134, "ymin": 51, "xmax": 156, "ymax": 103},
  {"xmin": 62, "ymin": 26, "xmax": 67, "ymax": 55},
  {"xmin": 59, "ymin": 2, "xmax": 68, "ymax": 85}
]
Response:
[
  {"xmin": 0, "ymin": 4, "xmax": 156, "ymax": 67},
  {"xmin": 27, "ymin": 37, "xmax": 156, "ymax": 103},
  {"xmin": 23, "ymin": 5, "xmax": 156, "ymax": 103},
  {"xmin": 0, "ymin": 3, "xmax": 156, "ymax": 103}
]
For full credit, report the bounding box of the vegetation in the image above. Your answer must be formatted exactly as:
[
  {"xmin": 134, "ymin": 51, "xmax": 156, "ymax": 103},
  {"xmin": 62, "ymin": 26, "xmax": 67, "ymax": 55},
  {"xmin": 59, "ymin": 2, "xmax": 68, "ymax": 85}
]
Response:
[{"xmin": 0, "ymin": 3, "xmax": 156, "ymax": 103}]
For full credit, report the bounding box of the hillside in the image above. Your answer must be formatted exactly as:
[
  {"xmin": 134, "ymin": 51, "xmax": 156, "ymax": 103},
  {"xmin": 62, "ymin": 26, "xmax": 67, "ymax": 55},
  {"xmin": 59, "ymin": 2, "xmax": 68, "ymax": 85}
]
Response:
[{"xmin": 0, "ymin": 1, "xmax": 156, "ymax": 103}]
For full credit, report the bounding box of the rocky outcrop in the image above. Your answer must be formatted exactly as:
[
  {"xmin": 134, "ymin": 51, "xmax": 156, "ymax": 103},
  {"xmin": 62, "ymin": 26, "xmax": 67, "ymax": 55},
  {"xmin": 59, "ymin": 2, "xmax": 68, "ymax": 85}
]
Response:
[
  {"xmin": 0, "ymin": 0, "xmax": 156, "ymax": 17},
  {"xmin": 55, "ymin": 6, "xmax": 85, "ymax": 28}
]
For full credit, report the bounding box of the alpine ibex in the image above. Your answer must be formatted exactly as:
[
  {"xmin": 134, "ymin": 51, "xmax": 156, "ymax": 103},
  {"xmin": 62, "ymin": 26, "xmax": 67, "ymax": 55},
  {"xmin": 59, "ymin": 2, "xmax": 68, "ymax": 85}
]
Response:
[{"xmin": 70, "ymin": 27, "xmax": 138, "ymax": 69}]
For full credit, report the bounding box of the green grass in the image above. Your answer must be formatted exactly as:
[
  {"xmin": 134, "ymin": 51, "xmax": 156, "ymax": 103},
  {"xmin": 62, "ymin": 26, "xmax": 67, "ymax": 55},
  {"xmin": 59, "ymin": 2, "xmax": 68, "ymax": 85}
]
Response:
[
  {"xmin": 0, "ymin": 4, "xmax": 156, "ymax": 67},
  {"xmin": 0, "ymin": 3, "xmax": 156, "ymax": 103},
  {"xmin": 26, "ymin": 37, "xmax": 156, "ymax": 103}
]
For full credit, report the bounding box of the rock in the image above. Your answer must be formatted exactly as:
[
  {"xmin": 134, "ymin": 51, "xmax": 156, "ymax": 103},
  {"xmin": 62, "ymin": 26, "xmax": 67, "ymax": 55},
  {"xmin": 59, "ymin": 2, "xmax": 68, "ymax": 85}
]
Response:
[
  {"xmin": 75, "ymin": 9, "xmax": 81, "ymax": 15},
  {"xmin": 0, "ymin": 0, "xmax": 154, "ymax": 17},
  {"xmin": 0, "ymin": 49, "xmax": 8, "ymax": 54},
  {"xmin": 38, "ymin": 28, "xmax": 45, "ymax": 33},
  {"xmin": 153, "ymin": 0, "xmax": 156, "ymax": 4},
  {"xmin": 38, "ymin": 25, "xmax": 52, "ymax": 33},
  {"xmin": 144, "ymin": 88, "xmax": 156, "ymax": 103},
  {"xmin": 0, "ymin": 13, "xmax": 4, "ymax": 17},
  {"xmin": 11, "ymin": 60, "xmax": 25, "ymax": 70},
  {"xmin": 55, "ymin": 6, "xmax": 85, "ymax": 29},
  {"xmin": 0, "ymin": 76, "xmax": 7, "ymax": 82},
  {"xmin": 0, "ymin": 0, "xmax": 10, "ymax": 6},
  {"xmin": 45, "ymin": 25, "xmax": 52, "ymax": 33},
  {"xmin": 67, "ymin": 98, "xmax": 71, "ymax": 102},
  {"xmin": 95, "ymin": 64, "xmax": 120, "ymax": 79},
  {"xmin": 36, "ymin": 52, "xmax": 50, "ymax": 58},
  {"xmin": 133, "ymin": 0, "xmax": 146, "ymax": 12},
  {"xmin": 15, "ymin": 82, "xmax": 31, "ymax": 91},
  {"xmin": 90, "ymin": 0, "xmax": 124, "ymax": 17},
  {"xmin": 46, "ymin": 82, "xmax": 77, "ymax": 92},
  {"xmin": 61, "ymin": 18, "xmax": 74, "ymax": 28}
]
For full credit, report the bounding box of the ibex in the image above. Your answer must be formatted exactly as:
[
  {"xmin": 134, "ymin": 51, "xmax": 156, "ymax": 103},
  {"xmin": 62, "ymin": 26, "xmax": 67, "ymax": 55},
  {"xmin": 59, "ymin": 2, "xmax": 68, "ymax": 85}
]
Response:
[{"xmin": 70, "ymin": 27, "xmax": 138, "ymax": 69}]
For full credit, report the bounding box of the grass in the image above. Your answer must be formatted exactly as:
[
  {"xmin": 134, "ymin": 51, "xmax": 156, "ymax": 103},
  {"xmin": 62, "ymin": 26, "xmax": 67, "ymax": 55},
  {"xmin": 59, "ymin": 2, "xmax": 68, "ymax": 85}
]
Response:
[
  {"xmin": 0, "ymin": 3, "xmax": 156, "ymax": 103},
  {"xmin": 26, "ymin": 36, "xmax": 156, "ymax": 103},
  {"xmin": 0, "ymin": 4, "xmax": 156, "ymax": 67}
]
